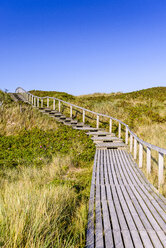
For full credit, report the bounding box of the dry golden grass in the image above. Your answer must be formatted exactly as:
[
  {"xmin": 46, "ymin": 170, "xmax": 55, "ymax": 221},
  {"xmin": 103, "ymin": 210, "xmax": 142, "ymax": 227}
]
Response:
[
  {"xmin": 0, "ymin": 155, "xmax": 88, "ymax": 248},
  {"xmin": 0, "ymin": 103, "xmax": 58, "ymax": 136}
]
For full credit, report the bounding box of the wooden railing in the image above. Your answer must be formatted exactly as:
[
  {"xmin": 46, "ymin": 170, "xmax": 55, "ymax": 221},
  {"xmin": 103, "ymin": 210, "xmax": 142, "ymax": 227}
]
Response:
[{"xmin": 15, "ymin": 87, "xmax": 166, "ymax": 188}]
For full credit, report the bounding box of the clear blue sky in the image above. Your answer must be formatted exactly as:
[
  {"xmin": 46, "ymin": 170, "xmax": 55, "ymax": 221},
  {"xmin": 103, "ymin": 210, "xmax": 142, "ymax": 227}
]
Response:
[{"xmin": 0, "ymin": 0, "xmax": 166, "ymax": 95}]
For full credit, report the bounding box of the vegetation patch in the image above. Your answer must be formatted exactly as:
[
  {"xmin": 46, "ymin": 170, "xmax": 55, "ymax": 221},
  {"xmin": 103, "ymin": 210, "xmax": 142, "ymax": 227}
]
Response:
[
  {"xmin": 0, "ymin": 94, "xmax": 95, "ymax": 248},
  {"xmin": 31, "ymin": 87, "xmax": 166, "ymax": 195}
]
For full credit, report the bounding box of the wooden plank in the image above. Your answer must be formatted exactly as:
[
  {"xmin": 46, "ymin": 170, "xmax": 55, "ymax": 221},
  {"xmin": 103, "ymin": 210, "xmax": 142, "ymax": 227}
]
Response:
[
  {"xmin": 108, "ymin": 150, "xmax": 119, "ymax": 185},
  {"xmin": 103, "ymin": 149, "xmax": 109, "ymax": 185},
  {"xmin": 100, "ymin": 150, "xmax": 104, "ymax": 185},
  {"xmin": 95, "ymin": 142, "xmax": 126, "ymax": 148},
  {"xmin": 91, "ymin": 151, "xmax": 98, "ymax": 185},
  {"xmin": 110, "ymin": 184, "xmax": 133, "ymax": 247},
  {"xmin": 101, "ymin": 185, "xmax": 114, "ymax": 248},
  {"xmin": 111, "ymin": 150, "xmax": 124, "ymax": 185},
  {"xmin": 95, "ymin": 185, "xmax": 104, "ymax": 248},
  {"xmin": 86, "ymin": 131, "xmax": 115, "ymax": 136},
  {"xmin": 106, "ymin": 185, "xmax": 124, "ymax": 248},
  {"xmin": 96, "ymin": 150, "xmax": 100, "ymax": 186},
  {"xmin": 106, "ymin": 150, "xmax": 114, "ymax": 184},
  {"xmin": 92, "ymin": 136, "xmax": 122, "ymax": 141}
]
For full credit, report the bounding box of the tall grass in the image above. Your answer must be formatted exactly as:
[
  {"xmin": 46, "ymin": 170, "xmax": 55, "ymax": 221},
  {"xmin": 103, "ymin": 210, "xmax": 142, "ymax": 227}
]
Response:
[
  {"xmin": 0, "ymin": 94, "xmax": 95, "ymax": 247},
  {"xmin": 0, "ymin": 102, "xmax": 58, "ymax": 136},
  {"xmin": 0, "ymin": 156, "xmax": 90, "ymax": 248}
]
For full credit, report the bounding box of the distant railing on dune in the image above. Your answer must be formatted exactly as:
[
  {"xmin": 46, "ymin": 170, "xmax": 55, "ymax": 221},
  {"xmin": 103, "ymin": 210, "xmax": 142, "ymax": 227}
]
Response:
[{"xmin": 16, "ymin": 87, "xmax": 166, "ymax": 188}]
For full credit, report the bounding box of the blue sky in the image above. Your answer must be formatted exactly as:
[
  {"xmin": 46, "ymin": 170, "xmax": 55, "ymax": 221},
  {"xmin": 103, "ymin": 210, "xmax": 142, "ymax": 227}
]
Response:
[{"xmin": 0, "ymin": 0, "xmax": 166, "ymax": 95}]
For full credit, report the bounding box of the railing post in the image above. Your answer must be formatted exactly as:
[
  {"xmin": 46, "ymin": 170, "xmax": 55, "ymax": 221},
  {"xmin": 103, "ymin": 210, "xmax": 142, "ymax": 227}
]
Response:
[
  {"xmin": 32, "ymin": 95, "xmax": 33, "ymax": 105},
  {"xmin": 147, "ymin": 147, "xmax": 151, "ymax": 174},
  {"xmin": 37, "ymin": 98, "xmax": 39, "ymax": 108},
  {"xmin": 53, "ymin": 99, "xmax": 55, "ymax": 110},
  {"xmin": 134, "ymin": 138, "xmax": 137, "ymax": 159},
  {"xmin": 118, "ymin": 123, "xmax": 121, "ymax": 138},
  {"xmin": 158, "ymin": 152, "xmax": 164, "ymax": 188},
  {"xmin": 83, "ymin": 110, "xmax": 85, "ymax": 123},
  {"xmin": 34, "ymin": 97, "xmax": 36, "ymax": 107},
  {"xmin": 109, "ymin": 118, "xmax": 112, "ymax": 133},
  {"xmin": 97, "ymin": 115, "xmax": 99, "ymax": 129},
  {"xmin": 139, "ymin": 143, "xmax": 143, "ymax": 168},
  {"xmin": 70, "ymin": 105, "xmax": 72, "ymax": 118},
  {"xmin": 130, "ymin": 134, "xmax": 133, "ymax": 152},
  {"xmin": 59, "ymin": 101, "xmax": 61, "ymax": 112},
  {"xmin": 125, "ymin": 126, "xmax": 128, "ymax": 144},
  {"xmin": 41, "ymin": 99, "xmax": 43, "ymax": 108},
  {"xmin": 47, "ymin": 98, "xmax": 49, "ymax": 108}
]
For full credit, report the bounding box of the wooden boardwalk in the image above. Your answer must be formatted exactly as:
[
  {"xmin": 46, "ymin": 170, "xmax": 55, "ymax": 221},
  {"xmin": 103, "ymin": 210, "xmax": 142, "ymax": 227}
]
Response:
[
  {"xmin": 12, "ymin": 90, "xmax": 166, "ymax": 248},
  {"xmin": 86, "ymin": 149, "xmax": 166, "ymax": 248}
]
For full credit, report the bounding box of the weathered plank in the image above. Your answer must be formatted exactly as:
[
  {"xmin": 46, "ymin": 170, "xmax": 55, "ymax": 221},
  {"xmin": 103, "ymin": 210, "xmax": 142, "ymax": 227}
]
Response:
[
  {"xmin": 101, "ymin": 185, "xmax": 114, "ymax": 248},
  {"xmin": 95, "ymin": 185, "xmax": 104, "ymax": 248}
]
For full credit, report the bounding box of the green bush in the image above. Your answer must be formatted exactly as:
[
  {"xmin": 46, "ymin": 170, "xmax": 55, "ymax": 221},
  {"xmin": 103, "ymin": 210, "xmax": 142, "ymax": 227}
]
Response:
[{"xmin": 0, "ymin": 125, "xmax": 95, "ymax": 168}]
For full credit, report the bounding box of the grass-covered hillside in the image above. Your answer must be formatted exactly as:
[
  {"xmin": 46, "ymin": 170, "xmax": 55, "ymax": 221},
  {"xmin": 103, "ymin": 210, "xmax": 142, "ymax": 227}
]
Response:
[
  {"xmin": 0, "ymin": 91, "xmax": 95, "ymax": 248},
  {"xmin": 0, "ymin": 87, "xmax": 166, "ymax": 247},
  {"xmin": 31, "ymin": 87, "xmax": 166, "ymax": 194},
  {"xmin": 31, "ymin": 87, "xmax": 166, "ymax": 149}
]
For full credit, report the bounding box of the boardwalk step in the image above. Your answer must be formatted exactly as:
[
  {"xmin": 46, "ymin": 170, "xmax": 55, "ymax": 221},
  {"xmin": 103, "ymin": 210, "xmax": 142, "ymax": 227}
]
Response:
[
  {"xmin": 53, "ymin": 117, "xmax": 65, "ymax": 122},
  {"xmin": 52, "ymin": 112, "xmax": 63, "ymax": 117},
  {"xmin": 66, "ymin": 120, "xmax": 78, "ymax": 124},
  {"xmin": 75, "ymin": 123, "xmax": 90, "ymax": 128},
  {"xmin": 95, "ymin": 142, "xmax": 126, "ymax": 149},
  {"xmin": 73, "ymin": 127, "xmax": 99, "ymax": 131},
  {"xmin": 63, "ymin": 122, "xmax": 77, "ymax": 126},
  {"xmin": 92, "ymin": 136, "xmax": 122, "ymax": 142},
  {"xmin": 73, "ymin": 124, "xmax": 91, "ymax": 128},
  {"xmin": 59, "ymin": 115, "xmax": 67, "ymax": 119},
  {"xmin": 48, "ymin": 111, "xmax": 58, "ymax": 114},
  {"xmin": 44, "ymin": 109, "xmax": 52, "ymax": 112},
  {"xmin": 64, "ymin": 117, "xmax": 77, "ymax": 122},
  {"xmin": 86, "ymin": 131, "xmax": 115, "ymax": 136}
]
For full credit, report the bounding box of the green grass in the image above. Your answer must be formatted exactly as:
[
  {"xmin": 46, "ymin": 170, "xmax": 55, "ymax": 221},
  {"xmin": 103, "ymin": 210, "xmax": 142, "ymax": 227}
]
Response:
[{"xmin": 0, "ymin": 93, "xmax": 95, "ymax": 247}]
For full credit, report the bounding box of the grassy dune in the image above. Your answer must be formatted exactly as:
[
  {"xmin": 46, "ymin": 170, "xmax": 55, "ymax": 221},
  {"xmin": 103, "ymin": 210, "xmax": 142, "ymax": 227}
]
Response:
[
  {"xmin": 0, "ymin": 92, "xmax": 95, "ymax": 247},
  {"xmin": 0, "ymin": 87, "xmax": 165, "ymax": 247},
  {"xmin": 31, "ymin": 87, "xmax": 166, "ymax": 195}
]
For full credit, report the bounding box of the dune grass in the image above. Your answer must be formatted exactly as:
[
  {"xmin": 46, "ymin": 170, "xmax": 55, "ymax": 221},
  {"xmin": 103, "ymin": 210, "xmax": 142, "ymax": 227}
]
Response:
[
  {"xmin": 0, "ymin": 94, "xmax": 95, "ymax": 247},
  {"xmin": 0, "ymin": 156, "xmax": 92, "ymax": 248},
  {"xmin": 30, "ymin": 87, "xmax": 166, "ymax": 195},
  {"xmin": 0, "ymin": 87, "xmax": 165, "ymax": 247}
]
